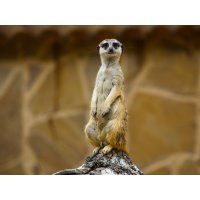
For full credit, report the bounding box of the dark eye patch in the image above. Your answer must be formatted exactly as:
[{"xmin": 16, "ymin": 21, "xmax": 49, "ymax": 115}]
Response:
[
  {"xmin": 113, "ymin": 42, "xmax": 120, "ymax": 49},
  {"xmin": 101, "ymin": 42, "xmax": 109, "ymax": 49}
]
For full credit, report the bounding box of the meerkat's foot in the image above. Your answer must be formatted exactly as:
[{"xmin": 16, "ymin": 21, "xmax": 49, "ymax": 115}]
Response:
[
  {"xmin": 92, "ymin": 147, "xmax": 101, "ymax": 156},
  {"xmin": 102, "ymin": 145, "xmax": 113, "ymax": 155}
]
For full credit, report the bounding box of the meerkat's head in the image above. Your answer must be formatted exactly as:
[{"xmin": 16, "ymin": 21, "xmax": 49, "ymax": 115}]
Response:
[{"xmin": 97, "ymin": 39, "xmax": 123, "ymax": 63}]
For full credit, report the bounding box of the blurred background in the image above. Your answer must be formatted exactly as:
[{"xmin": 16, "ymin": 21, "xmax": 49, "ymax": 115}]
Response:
[{"xmin": 0, "ymin": 25, "xmax": 199, "ymax": 175}]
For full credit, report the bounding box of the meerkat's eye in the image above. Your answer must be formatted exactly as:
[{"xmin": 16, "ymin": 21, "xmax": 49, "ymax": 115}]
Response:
[
  {"xmin": 101, "ymin": 42, "xmax": 109, "ymax": 49},
  {"xmin": 113, "ymin": 42, "xmax": 120, "ymax": 49}
]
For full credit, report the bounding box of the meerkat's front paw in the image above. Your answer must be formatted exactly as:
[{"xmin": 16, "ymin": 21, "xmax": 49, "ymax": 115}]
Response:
[
  {"xmin": 102, "ymin": 145, "xmax": 113, "ymax": 155},
  {"xmin": 90, "ymin": 108, "xmax": 97, "ymax": 118},
  {"xmin": 101, "ymin": 107, "xmax": 110, "ymax": 118}
]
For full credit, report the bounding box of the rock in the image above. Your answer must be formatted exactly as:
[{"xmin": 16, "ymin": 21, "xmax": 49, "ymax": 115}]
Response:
[{"xmin": 54, "ymin": 148, "xmax": 143, "ymax": 175}]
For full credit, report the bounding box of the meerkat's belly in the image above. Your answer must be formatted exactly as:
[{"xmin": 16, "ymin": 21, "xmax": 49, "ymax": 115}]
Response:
[{"xmin": 96, "ymin": 78, "xmax": 112, "ymax": 111}]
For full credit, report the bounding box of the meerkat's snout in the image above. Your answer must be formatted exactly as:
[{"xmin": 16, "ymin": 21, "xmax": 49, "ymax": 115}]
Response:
[{"xmin": 108, "ymin": 48, "xmax": 114, "ymax": 54}]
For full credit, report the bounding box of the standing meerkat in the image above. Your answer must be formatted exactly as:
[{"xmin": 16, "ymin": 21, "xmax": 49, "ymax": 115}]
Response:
[{"xmin": 85, "ymin": 39, "xmax": 127, "ymax": 155}]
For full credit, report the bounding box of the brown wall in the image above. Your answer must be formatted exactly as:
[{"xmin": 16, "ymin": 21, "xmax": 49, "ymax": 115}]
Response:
[{"xmin": 0, "ymin": 26, "xmax": 199, "ymax": 174}]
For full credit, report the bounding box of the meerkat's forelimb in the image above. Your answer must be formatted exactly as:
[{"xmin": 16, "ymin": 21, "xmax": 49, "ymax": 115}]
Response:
[{"xmin": 101, "ymin": 85, "xmax": 121, "ymax": 117}]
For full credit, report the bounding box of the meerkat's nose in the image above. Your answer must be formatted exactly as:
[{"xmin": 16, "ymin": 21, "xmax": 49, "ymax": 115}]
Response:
[{"xmin": 108, "ymin": 48, "xmax": 114, "ymax": 53}]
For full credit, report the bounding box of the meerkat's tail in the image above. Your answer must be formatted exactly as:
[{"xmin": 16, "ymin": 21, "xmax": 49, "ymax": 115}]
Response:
[{"xmin": 105, "ymin": 118, "xmax": 128, "ymax": 153}]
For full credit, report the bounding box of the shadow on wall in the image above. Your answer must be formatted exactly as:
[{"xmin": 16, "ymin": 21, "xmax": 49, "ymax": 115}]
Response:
[{"xmin": 0, "ymin": 25, "xmax": 199, "ymax": 174}]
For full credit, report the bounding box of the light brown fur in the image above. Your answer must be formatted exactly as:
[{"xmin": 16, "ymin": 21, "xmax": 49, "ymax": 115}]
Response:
[{"xmin": 84, "ymin": 39, "xmax": 127, "ymax": 154}]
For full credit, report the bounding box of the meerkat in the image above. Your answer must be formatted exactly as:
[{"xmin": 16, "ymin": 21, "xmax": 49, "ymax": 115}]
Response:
[{"xmin": 84, "ymin": 39, "xmax": 128, "ymax": 155}]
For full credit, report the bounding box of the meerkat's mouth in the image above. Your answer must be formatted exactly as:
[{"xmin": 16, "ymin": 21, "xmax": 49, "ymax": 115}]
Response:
[{"xmin": 107, "ymin": 52, "xmax": 117, "ymax": 55}]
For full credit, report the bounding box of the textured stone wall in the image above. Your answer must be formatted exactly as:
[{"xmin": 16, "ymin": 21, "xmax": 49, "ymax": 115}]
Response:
[{"xmin": 0, "ymin": 26, "xmax": 199, "ymax": 174}]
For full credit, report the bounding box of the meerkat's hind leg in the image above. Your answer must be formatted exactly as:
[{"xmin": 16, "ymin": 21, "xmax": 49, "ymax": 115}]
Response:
[
  {"xmin": 85, "ymin": 117, "xmax": 101, "ymax": 148},
  {"xmin": 102, "ymin": 144, "xmax": 113, "ymax": 155}
]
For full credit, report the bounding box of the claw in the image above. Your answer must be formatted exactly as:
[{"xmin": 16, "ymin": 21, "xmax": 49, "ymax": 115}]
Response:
[
  {"xmin": 91, "ymin": 110, "xmax": 97, "ymax": 118},
  {"xmin": 102, "ymin": 145, "xmax": 113, "ymax": 155},
  {"xmin": 101, "ymin": 108, "xmax": 110, "ymax": 118},
  {"xmin": 92, "ymin": 147, "xmax": 101, "ymax": 155}
]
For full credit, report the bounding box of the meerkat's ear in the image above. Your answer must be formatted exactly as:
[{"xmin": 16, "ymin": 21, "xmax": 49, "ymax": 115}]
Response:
[
  {"xmin": 121, "ymin": 44, "xmax": 124, "ymax": 52},
  {"xmin": 97, "ymin": 45, "xmax": 100, "ymax": 52}
]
